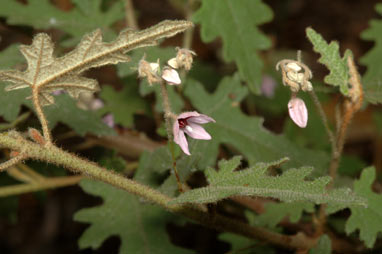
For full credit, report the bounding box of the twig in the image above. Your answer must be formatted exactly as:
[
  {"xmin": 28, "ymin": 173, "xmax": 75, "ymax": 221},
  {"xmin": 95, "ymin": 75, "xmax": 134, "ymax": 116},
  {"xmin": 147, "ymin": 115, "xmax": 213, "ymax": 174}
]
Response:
[
  {"xmin": 32, "ymin": 87, "xmax": 52, "ymax": 145},
  {"xmin": 309, "ymin": 90, "xmax": 336, "ymax": 152},
  {"xmin": 0, "ymin": 112, "xmax": 31, "ymax": 131},
  {"xmin": 316, "ymin": 56, "xmax": 364, "ymax": 236},
  {"xmin": 0, "ymin": 154, "xmax": 26, "ymax": 172},
  {"xmin": 125, "ymin": 0, "xmax": 138, "ymax": 30},
  {"xmin": 159, "ymin": 80, "xmax": 183, "ymax": 192},
  {"xmin": 0, "ymin": 175, "xmax": 83, "ymax": 197},
  {"xmin": 182, "ymin": 0, "xmax": 195, "ymax": 49}
]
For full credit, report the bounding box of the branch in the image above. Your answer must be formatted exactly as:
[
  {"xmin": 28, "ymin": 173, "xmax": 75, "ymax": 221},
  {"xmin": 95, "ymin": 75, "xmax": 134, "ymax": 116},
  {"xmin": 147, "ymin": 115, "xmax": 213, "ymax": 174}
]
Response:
[{"xmin": 0, "ymin": 132, "xmax": 317, "ymax": 250}]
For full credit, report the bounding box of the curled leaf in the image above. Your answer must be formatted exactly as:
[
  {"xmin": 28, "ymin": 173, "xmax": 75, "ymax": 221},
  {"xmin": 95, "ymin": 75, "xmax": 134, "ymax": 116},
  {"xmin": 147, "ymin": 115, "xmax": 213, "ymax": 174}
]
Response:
[{"xmin": 0, "ymin": 20, "xmax": 193, "ymax": 106}]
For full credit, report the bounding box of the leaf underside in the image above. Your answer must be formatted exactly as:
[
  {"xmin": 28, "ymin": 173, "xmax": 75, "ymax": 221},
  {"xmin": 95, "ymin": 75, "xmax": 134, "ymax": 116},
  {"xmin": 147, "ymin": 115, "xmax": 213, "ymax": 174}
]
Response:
[{"xmin": 0, "ymin": 20, "xmax": 192, "ymax": 106}]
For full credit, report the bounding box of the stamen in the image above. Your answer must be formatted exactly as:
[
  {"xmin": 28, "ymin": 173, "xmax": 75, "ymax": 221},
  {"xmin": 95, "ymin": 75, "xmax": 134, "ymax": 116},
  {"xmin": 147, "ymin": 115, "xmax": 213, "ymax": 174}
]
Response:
[{"xmin": 186, "ymin": 125, "xmax": 193, "ymax": 132}]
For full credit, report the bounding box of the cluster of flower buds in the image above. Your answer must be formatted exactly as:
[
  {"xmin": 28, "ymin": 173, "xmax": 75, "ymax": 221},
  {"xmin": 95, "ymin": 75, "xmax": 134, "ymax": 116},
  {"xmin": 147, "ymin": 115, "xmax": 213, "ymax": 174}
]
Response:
[
  {"xmin": 137, "ymin": 55, "xmax": 162, "ymax": 85},
  {"xmin": 276, "ymin": 59, "xmax": 312, "ymax": 128},
  {"xmin": 137, "ymin": 47, "xmax": 197, "ymax": 86},
  {"xmin": 167, "ymin": 47, "xmax": 196, "ymax": 71},
  {"xmin": 136, "ymin": 48, "xmax": 215, "ymax": 155},
  {"xmin": 276, "ymin": 60, "xmax": 313, "ymax": 93}
]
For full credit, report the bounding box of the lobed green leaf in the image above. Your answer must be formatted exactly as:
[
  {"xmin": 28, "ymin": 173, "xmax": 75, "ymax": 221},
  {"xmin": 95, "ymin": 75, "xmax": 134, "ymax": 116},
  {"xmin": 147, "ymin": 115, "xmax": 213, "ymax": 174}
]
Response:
[
  {"xmin": 170, "ymin": 157, "xmax": 366, "ymax": 207},
  {"xmin": 359, "ymin": 3, "xmax": 382, "ymax": 104},
  {"xmin": 306, "ymin": 27, "xmax": 352, "ymax": 96},
  {"xmin": 345, "ymin": 167, "xmax": 382, "ymax": 248},
  {"xmin": 74, "ymin": 179, "xmax": 193, "ymax": 254},
  {"xmin": 193, "ymin": 0, "xmax": 273, "ymax": 94}
]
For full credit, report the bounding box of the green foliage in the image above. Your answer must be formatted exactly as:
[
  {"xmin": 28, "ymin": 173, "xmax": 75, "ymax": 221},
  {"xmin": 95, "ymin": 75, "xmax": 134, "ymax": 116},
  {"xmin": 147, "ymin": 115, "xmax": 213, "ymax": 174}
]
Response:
[
  {"xmin": 360, "ymin": 3, "xmax": 382, "ymax": 104},
  {"xmin": 170, "ymin": 156, "xmax": 365, "ymax": 207},
  {"xmin": 74, "ymin": 179, "xmax": 192, "ymax": 254},
  {"xmin": 136, "ymin": 139, "xmax": 217, "ymax": 197},
  {"xmin": 219, "ymin": 233, "xmax": 275, "ymax": 254},
  {"xmin": 193, "ymin": 0, "xmax": 273, "ymax": 94},
  {"xmin": 0, "ymin": 0, "xmax": 124, "ymax": 46},
  {"xmin": 185, "ymin": 75, "xmax": 330, "ymax": 174},
  {"xmin": 309, "ymin": 235, "xmax": 331, "ymax": 254},
  {"xmin": 345, "ymin": 167, "xmax": 382, "ymax": 248},
  {"xmin": 255, "ymin": 202, "xmax": 314, "ymax": 228},
  {"xmin": 98, "ymin": 83, "xmax": 150, "ymax": 127},
  {"xmin": 306, "ymin": 28, "xmax": 352, "ymax": 96},
  {"xmin": 43, "ymin": 94, "xmax": 115, "ymax": 136}
]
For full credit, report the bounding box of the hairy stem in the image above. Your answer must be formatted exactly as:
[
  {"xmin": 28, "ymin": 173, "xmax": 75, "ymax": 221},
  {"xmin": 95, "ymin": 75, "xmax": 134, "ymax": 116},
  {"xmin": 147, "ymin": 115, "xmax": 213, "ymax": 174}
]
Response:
[
  {"xmin": 159, "ymin": 81, "xmax": 183, "ymax": 192},
  {"xmin": 309, "ymin": 90, "xmax": 335, "ymax": 152},
  {"xmin": 182, "ymin": 0, "xmax": 195, "ymax": 49},
  {"xmin": 32, "ymin": 87, "xmax": 52, "ymax": 145},
  {"xmin": 0, "ymin": 132, "xmax": 317, "ymax": 250},
  {"xmin": 125, "ymin": 0, "xmax": 138, "ymax": 30}
]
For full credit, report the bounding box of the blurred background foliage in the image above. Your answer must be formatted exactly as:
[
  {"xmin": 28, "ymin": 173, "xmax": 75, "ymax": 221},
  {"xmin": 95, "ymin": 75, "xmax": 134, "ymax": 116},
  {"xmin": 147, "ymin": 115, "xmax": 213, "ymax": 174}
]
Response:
[{"xmin": 0, "ymin": 0, "xmax": 381, "ymax": 253}]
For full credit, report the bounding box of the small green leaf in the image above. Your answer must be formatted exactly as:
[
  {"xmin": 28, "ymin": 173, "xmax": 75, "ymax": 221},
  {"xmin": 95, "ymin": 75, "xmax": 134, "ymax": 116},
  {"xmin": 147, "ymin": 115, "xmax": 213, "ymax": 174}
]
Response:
[
  {"xmin": 360, "ymin": 3, "xmax": 382, "ymax": 104},
  {"xmin": 309, "ymin": 235, "xmax": 331, "ymax": 254},
  {"xmin": 345, "ymin": 166, "xmax": 382, "ymax": 248},
  {"xmin": 194, "ymin": 0, "xmax": 273, "ymax": 94},
  {"xmin": 99, "ymin": 83, "xmax": 150, "ymax": 127},
  {"xmin": 306, "ymin": 27, "xmax": 352, "ymax": 96},
  {"xmin": 170, "ymin": 157, "xmax": 365, "ymax": 207},
  {"xmin": 74, "ymin": 179, "xmax": 193, "ymax": 254}
]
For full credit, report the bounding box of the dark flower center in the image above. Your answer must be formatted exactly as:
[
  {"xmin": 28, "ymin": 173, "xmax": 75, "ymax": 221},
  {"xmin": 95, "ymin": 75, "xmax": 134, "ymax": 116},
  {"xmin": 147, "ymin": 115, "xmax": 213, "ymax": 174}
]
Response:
[
  {"xmin": 178, "ymin": 117, "xmax": 191, "ymax": 129},
  {"xmin": 178, "ymin": 118, "xmax": 189, "ymax": 129}
]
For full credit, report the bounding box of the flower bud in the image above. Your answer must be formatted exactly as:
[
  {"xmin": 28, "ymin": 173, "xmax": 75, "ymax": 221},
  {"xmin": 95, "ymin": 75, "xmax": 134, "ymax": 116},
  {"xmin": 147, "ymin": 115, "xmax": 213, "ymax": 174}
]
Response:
[
  {"xmin": 161, "ymin": 67, "xmax": 181, "ymax": 85},
  {"xmin": 167, "ymin": 57, "xmax": 179, "ymax": 69},
  {"xmin": 286, "ymin": 62, "xmax": 302, "ymax": 72},
  {"xmin": 288, "ymin": 97, "xmax": 308, "ymax": 128},
  {"xmin": 138, "ymin": 57, "xmax": 161, "ymax": 85}
]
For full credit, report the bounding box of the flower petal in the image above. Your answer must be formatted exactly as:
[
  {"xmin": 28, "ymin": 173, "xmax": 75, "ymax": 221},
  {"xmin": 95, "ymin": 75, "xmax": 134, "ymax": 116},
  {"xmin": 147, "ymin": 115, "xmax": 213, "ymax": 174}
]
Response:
[
  {"xmin": 176, "ymin": 130, "xmax": 190, "ymax": 155},
  {"xmin": 288, "ymin": 97, "xmax": 308, "ymax": 128},
  {"xmin": 162, "ymin": 67, "xmax": 181, "ymax": 85},
  {"xmin": 188, "ymin": 114, "xmax": 215, "ymax": 124},
  {"xmin": 183, "ymin": 123, "xmax": 212, "ymax": 140},
  {"xmin": 177, "ymin": 111, "xmax": 200, "ymax": 119}
]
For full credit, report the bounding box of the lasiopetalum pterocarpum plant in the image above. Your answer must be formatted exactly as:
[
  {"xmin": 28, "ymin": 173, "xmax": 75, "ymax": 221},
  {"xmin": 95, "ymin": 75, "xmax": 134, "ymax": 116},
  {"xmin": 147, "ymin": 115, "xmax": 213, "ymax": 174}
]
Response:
[{"xmin": 0, "ymin": 1, "xmax": 381, "ymax": 253}]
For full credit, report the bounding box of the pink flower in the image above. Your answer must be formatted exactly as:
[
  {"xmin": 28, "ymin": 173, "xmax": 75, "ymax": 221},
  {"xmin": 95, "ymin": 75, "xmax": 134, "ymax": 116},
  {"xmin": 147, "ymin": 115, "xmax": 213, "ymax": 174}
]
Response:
[
  {"xmin": 173, "ymin": 111, "xmax": 215, "ymax": 155},
  {"xmin": 288, "ymin": 97, "xmax": 308, "ymax": 128}
]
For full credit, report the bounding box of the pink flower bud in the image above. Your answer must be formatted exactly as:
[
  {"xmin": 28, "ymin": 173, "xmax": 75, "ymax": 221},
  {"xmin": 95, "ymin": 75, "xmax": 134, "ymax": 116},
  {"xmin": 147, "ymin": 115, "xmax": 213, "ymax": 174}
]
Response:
[
  {"xmin": 161, "ymin": 67, "xmax": 181, "ymax": 85},
  {"xmin": 288, "ymin": 97, "xmax": 308, "ymax": 128}
]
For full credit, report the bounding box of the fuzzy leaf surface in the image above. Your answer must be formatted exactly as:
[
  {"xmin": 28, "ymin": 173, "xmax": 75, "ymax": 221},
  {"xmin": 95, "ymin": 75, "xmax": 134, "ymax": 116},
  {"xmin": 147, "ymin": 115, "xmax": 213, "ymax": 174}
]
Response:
[
  {"xmin": 345, "ymin": 167, "xmax": 382, "ymax": 248},
  {"xmin": 99, "ymin": 83, "xmax": 150, "ymax": 127},
  {"xmin": 359, "ymin": 3, "xmax": 382, "ymax": 104},
  {"xmin": 74, "ymin": 179, "xmax": 192, "ymax": 254},
  {"xmin": 306, "ymin": 27, "xmax": 352, "ymax": 96},
  {"xmin": 193, "ymin": 0, "xmax": 273, "ymax": 94},
  {"xmin": 0, "ymin": 20, "xmax": 192, "ymax": 106},
  {"xmin": 184, "ymin": 75, "xmax": 329, "ymax": 174},
  {"xmin": 170, "ymin": 157, "xmax": 365, "ymax": 207},
  {"xmin": 0, "ymin": 0, "xmax": 124, "ymax": 46}
]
